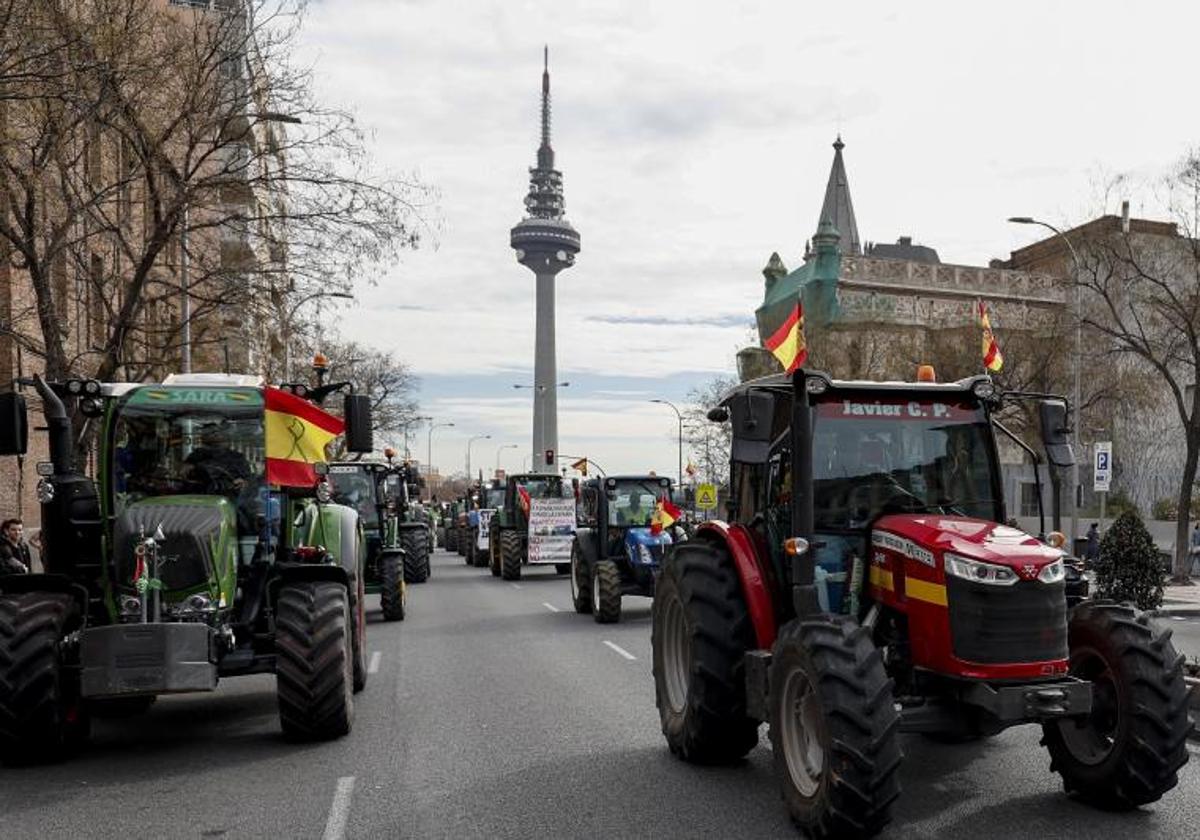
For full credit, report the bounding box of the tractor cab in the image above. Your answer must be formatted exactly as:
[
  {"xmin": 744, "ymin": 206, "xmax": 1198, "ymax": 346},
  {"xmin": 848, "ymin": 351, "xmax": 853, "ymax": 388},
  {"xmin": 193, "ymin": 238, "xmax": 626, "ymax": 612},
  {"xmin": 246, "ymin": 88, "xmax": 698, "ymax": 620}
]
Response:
[
  {"xmin": 489, "ymin": 473, "xmax": 574, "ymax": 580},
  {"xmin": 572, "ymin": 475, "xmax": 675, "ymax": 622}
]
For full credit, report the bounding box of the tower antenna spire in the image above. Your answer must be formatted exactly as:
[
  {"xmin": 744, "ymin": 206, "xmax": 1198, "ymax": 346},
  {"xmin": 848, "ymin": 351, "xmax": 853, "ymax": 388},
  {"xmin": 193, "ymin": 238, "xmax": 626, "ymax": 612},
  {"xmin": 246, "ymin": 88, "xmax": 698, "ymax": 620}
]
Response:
[{"xmin": 540, "ymin": 45, "xmax": 551, "ymax": 150}]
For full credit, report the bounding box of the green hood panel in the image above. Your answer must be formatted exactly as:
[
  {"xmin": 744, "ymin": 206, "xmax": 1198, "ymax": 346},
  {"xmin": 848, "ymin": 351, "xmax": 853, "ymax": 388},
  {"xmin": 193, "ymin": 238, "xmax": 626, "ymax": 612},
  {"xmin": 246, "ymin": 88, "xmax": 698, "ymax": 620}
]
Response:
[{"xmin": 113, "ymin": 495, "xmax": 238, "ymax": 604}]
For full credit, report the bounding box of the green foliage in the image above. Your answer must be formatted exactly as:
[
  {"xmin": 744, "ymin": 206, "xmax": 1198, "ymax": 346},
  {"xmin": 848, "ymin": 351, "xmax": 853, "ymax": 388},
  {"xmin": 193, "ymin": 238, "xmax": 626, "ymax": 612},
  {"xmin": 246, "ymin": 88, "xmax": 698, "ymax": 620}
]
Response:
[
  {"xmin": 1104, "ymin": 489, "xmax": 1140, "ymax": 520},
  {"xmin": 1094, "ymin": 511, "xmax": 1165, "ymax": 610},
  {"xmin": 1152, "ymin": 497, "xmax": 1178, "ymax": 521}
]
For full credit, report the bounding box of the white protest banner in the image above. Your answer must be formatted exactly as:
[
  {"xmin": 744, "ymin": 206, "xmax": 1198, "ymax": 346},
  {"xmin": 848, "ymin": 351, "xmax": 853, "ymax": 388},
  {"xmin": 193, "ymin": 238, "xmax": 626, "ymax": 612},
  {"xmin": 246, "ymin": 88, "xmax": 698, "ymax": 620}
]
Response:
[{"xmin": 527, "ymin": 497, "xmax": 576, "ymax": 564}]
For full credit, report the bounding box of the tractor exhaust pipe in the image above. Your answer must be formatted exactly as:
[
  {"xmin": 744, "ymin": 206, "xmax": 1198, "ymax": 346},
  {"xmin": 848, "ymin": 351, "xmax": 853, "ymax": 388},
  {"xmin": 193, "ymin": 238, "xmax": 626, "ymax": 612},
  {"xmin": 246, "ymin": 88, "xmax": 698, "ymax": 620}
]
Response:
[
  {"xmin": 790, "ymin": 368, "xmax": 820, "ymax": 617},
  {"xmin": 33, "ymin": 374, "xmax": 73, "ymax": 475}
]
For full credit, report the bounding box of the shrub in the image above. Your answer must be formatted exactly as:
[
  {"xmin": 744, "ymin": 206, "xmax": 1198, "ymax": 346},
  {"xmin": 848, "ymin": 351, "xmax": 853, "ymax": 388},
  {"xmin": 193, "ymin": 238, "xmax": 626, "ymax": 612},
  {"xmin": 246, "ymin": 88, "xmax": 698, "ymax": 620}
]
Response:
[{"xmin": 1094, "ymin": 510, "xmax": 1165, "ymax": 610}]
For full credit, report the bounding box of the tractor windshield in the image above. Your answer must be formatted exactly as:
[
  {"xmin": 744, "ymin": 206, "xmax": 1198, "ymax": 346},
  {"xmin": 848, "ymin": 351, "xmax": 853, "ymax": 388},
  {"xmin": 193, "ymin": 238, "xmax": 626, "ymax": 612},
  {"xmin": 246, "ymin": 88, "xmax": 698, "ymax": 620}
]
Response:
[
  {"xmin": 811, "ymin": 395, "xmax": 999, "ymax": 530},
  {"xmin": 516, "ymin": 476, "xmax": 567, "ymax": 499},
  {"xmin": 485, "ymin": 487, "xmax": 506, "ymax": 509},
  {"xmin": 111, "ymin": 388, "xmax": 265, "ymax": 531},
  {"xmin": 329, "ymin": 468, "xmax": 382, "ymax": 532},
  {"xmin": 607, "ymin": 479, "xmax": 671, "ymax": 527}
]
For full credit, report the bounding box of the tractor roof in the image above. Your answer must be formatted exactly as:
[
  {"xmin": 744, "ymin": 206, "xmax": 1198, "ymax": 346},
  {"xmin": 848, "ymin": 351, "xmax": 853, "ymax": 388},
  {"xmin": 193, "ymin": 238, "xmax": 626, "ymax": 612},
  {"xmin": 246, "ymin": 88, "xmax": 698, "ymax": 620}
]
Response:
[{"xmin": 720, "ymin": 370, "xmax": 992, "ymax": 404}]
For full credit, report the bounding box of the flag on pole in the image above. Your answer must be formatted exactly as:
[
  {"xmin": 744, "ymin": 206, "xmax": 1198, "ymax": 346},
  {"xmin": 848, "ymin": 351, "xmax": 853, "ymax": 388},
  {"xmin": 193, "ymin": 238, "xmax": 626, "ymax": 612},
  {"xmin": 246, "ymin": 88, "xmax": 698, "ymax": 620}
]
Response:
[
  {"xmin": 517, "ymin": 485, "xmax": 532, "ymax": 517},
  {"xmin": 650, "ymin": 497, "xmax": 683, "ymax": 535},
  {"xmin": 685, "ymin": 460, "xmax": 696, "ymax": 478},
  {"xmin": 757, "ymin": 296, "xmax": 808, "ymax": 373},
  {"xmin": 979, "ymin": 299, "xmax": 1004, "ymax": 373},
  {"xmin": 571, "ymin": 457, "xmax": 588, "ymax": 476},
  {"xmin": 264, "ymin": 386, "xmax": 344, "ymax": 486}
]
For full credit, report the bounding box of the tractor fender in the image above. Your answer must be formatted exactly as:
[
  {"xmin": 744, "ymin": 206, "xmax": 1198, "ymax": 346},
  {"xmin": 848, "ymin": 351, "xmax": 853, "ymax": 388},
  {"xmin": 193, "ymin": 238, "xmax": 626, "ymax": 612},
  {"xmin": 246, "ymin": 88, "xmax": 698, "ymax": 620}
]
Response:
[
  {"xmin": 696, "ymin": 521, "xmax": 777, "ymax": 650},
  {"xmin": 574, "ymin": 528, "xmax": 601, "ymax": 564},
  {"xmin": 270, "ymin": 563, "xmax": 352, "ymax": 608},
  {"xmin": 397, "ymin": 521, "xmax": 427, "ymax": 533},
  {"xmin": 304, "ymin": 503, "xmax": 363, "ymax": 585},
  {"xmin": 0, "ymin": 572, "xmax": 90, "ymax": 617}
]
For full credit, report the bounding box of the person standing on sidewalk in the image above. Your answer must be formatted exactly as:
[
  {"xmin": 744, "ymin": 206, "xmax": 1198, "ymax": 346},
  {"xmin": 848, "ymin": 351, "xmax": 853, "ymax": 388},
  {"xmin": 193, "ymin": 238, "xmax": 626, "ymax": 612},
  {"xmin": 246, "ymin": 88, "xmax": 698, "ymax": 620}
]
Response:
[
  {"xmin": 1190, "ymin": 523, "xmax": 1200, "ymax": 575},
  {"xmin": 1085, "ymin": 523, "xmax": 1100, "ymax": 562},
  {"xmin": 0, "ymin": 518, "xmax": 32, "ymax": 575}
]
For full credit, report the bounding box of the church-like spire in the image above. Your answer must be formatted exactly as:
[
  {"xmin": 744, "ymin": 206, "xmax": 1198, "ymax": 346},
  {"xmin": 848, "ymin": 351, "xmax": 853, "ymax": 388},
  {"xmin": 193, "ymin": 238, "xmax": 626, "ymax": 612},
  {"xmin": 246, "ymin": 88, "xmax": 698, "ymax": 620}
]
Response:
[{"xmin": 817, "ymin": 135, "xmax": 861, "ymax": 256}]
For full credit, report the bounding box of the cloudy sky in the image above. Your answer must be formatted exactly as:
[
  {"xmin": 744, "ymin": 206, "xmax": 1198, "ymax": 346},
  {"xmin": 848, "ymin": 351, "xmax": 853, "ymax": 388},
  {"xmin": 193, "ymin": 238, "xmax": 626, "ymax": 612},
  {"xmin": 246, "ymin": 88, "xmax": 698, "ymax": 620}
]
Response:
[{"xmin": 297, "ymin": 0, "xmax": 1197, "ymax": 480}]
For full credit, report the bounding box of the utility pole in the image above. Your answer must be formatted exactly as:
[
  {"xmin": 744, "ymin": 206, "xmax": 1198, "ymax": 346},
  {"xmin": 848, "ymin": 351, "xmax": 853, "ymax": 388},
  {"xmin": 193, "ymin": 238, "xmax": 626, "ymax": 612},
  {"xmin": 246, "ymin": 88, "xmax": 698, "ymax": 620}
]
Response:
[{"xmin": 651, "ymin": 398, "xmax": 684, "ymax": 490}]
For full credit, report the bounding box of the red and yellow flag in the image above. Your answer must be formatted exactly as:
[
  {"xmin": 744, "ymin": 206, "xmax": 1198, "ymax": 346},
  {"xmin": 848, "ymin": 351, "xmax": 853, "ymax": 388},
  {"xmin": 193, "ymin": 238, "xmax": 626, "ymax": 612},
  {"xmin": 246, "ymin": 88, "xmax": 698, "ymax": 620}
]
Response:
[
  {"xmin": 761, "ymin": 299, "xmax": 808, "ymax": 374},
  {"xmin": 650, "ymin": 497, "xmax": 683, "ymax": 535},
  {"xmin": 979, "ymin": 300, "xmax": 1003, "ymax": 373},
  {"xmin": 264, "ymin": 387, "xmax": 344, "ymax": 487}
]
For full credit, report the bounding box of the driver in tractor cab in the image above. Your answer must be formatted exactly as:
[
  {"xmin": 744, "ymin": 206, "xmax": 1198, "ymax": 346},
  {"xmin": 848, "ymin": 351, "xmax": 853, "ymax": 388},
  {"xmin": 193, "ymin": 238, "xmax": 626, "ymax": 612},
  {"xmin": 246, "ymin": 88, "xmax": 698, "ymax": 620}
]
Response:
[
  {"xmin": 619, "ymin": 493, "xmax": 652, "ymax": 527},
  {"xmin": 185, "ymin": 423, "xmax": 253, "ymax": 494}
]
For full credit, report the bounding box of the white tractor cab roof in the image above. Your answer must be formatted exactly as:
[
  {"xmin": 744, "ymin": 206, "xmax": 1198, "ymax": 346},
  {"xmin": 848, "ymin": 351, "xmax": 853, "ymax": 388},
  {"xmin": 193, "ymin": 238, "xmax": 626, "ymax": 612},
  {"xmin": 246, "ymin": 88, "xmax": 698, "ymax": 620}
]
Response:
[
  {"xmin": 720, "ymin": 370, "xmax": 995, "ymax": 401},
  {"xmin": 96, "ymin": 373, "xmax": 265, "ymax": 400}
]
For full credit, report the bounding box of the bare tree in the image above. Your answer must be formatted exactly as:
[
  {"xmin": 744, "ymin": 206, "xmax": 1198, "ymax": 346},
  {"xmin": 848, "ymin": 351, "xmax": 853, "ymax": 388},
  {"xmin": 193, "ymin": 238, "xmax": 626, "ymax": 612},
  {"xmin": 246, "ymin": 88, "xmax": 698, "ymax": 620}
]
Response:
[
  {"xmin": 1074, "ymin": 153, "xmax": 1200, "ymax": 579},
  {"xmin": 682, "ymin": 374, "xmax": 736, "ymax": 487}
]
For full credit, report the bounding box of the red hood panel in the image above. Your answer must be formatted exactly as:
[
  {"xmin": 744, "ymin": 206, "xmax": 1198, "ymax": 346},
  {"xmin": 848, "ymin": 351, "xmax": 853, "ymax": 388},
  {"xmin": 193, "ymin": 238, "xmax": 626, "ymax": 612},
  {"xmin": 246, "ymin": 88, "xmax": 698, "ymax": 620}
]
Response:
[{"xmin": 874, "ymin": 514, "xmax": 1061, "ymax": 570}]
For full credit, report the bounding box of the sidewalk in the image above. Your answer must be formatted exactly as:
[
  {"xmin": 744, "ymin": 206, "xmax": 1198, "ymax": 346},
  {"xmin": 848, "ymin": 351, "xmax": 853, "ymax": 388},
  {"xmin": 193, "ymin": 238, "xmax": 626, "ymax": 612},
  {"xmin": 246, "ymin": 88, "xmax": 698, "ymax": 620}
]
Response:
[{"xmin": 1157, "ymin": 582, "xmax": 1200, "ymax": 616}]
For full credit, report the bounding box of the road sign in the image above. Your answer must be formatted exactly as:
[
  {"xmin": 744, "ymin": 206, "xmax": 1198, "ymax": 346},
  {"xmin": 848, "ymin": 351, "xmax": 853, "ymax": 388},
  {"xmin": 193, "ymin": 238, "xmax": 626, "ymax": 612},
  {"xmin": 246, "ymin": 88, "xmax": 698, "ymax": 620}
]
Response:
[
  {"xmin": 696, "ymin": 483, "xmax": 718, "ymax": 511},
  {"xmin": 1093, "ymin": 441, "xmax": 1112, "ymax": 492}
]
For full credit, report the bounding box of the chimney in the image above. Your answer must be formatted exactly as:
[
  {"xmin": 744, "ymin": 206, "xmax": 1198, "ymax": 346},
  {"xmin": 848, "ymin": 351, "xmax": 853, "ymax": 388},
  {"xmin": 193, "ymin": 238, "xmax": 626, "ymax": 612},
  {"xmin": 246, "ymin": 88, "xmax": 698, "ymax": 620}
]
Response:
[
  {"xmin": 1121, "ymin": 200, "xmax": 1130, "ymax": 234},
  {"xmin": 899, "ymin": 236, "xmax": 912, "ymax": 247}
]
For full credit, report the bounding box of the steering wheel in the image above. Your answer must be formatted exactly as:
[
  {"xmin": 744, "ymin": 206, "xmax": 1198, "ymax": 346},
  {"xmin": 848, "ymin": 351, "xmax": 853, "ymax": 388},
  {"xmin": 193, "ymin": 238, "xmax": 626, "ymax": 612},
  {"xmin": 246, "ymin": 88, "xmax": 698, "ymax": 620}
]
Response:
[{"xmin": 190, "ymin": 462, "xmax": 245, "ymax": 496}]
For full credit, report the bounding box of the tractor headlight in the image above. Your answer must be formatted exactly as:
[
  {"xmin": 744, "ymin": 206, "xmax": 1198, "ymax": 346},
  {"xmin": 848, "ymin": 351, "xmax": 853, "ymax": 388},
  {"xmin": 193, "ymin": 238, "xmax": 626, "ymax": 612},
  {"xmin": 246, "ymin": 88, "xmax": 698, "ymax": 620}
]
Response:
[
  {"xmin": 944, "ymin": 552, "xmax": 1018, "ymax": 587},
  {"xmin": 638, "ymin": 544, "xmax": 654, "ymax": 564},
  {"xmin": 1038, "ymin": 558, "xmax": 1066, "ymax": 584},
  {"xmin": 315, "ymin": 481, "xmax": 333, "ymax": 503},
  {"xmin": 119, "ymin": 595, "xmax": 141, "ymax": 618}
]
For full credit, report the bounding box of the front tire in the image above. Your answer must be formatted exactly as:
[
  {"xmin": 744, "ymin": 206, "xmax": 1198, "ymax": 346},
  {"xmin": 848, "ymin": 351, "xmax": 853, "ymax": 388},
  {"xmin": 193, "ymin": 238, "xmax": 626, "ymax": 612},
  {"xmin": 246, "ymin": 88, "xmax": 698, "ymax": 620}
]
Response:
[
  {"xmin": 592, "ymin": 559, "xmax": 622, "ymax": 624},
  {"xmin": 489, "ymin": 532, "xmax": 502, "ymax": 577},
  {"xmin": 0, "ymin": 592, "xmax": 88, "ymax": 764},
  {"xmin": 402, "ymin": 529, "xmax": 430, "ymax": 583},
  {"xmin": 380, "ymin": 553, "xmax": 406, "ymax": 621},
  {"xmin": 651, "ymin": 542, "xmax": 759, "ymax": 763},
  {"xmin": 501, "ymin": 530, "xmax": 523, "ymax": 581},
  {"xmin": 471, "ymin": 529, "xmax": 489, "ymax": 568},
  {"xmin": 1042, "ymin": 602, "xmax": 1190, "ymax": 808},
  {"xmin": 571, "ymin": 540, "xmax": 593, "ymax": 614},
  {"xmin": 276, "ymin": 582, "xmax": 354, "ymax": 740},
  {"xmin": 767, "ymin": 616, "xmax": 902, "ymax": 839}
]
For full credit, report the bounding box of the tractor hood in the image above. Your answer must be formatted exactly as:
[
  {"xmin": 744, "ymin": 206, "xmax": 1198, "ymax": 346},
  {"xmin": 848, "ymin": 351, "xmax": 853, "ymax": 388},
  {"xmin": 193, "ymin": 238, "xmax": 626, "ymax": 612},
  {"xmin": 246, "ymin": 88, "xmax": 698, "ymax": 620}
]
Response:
[
  {"xmin": 114, "ymin": 496, "xmax": 238, "ymax": 599},
  {"xmin": 873, "ymin": 514, "xmax": 1061, "ymax": 580}
]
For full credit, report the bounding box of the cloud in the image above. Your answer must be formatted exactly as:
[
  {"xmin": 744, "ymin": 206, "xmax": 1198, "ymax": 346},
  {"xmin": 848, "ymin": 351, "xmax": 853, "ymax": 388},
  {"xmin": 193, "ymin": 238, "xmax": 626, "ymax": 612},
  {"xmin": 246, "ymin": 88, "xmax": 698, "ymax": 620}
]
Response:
[{"xmin": 586, "ymin": 313, "xmax": 751, "ymax": 328}]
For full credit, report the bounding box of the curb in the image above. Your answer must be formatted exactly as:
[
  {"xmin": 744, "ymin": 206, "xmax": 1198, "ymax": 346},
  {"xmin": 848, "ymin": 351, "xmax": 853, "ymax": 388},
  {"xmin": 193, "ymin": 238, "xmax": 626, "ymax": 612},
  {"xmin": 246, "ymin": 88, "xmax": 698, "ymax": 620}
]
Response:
[{"xmin": 1149, "ymin": 607, "xmax": 1200, "ymax": 618}]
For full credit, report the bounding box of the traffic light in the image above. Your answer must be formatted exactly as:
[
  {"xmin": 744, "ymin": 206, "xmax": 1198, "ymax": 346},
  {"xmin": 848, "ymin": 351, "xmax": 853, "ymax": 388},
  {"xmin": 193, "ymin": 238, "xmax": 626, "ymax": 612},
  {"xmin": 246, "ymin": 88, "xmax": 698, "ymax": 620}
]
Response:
[{"xmin": 544, "ymin": 448, "xmax": 554, "ymax": 466}]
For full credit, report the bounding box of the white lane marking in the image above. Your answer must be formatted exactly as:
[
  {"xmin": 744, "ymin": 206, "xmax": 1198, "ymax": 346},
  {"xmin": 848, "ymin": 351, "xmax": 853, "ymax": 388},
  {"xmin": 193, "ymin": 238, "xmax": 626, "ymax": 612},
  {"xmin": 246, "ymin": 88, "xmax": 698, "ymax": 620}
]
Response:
[
  {"xmin": 322, "ymin": 776, "xmax": 356, "ymax": 840},
  {"xmin": 603, "ymin": 640, "xmax": 637, "ymax": 661},
  {"xmin": 542, "ymin": 602, "xmax": 560, "ymax": 613},
  {"xmin": 510, "ymin": 583, "xmax": 523, "ymax": 590},
  {"xmin": 368, "ymin": 651, "xmax": 382, "ymax": 674}
]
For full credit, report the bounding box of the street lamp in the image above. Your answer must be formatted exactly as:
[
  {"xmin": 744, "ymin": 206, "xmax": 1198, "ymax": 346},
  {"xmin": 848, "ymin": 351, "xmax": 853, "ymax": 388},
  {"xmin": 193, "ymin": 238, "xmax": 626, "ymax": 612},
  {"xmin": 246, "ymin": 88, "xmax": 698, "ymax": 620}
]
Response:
[
  {"xmin": 650, "ymin": 398, "xmax": 684, "ymax": 489},
  {"xmin": 426, "ymin": 421, "xmax": 454, "ymax": 499},
  {"xmin": 281, "ymin": 291, "xmax": 354, "ymax": 380},
  {"xmin": 513, "ymin": 381, "xmax": 570, "ymax": 472},
  {"xmin": 466, "ymin": 434, "xmax": 491, "ymax": 482},
  {"xmin": 400, "ymin": 415, "xmax": 431, "ymax": 460},
  {"xmin": 495, "ymin": 443, "xmax": 519, "ymax": 472},
  {"xmin": 1008, "ymin": 215, "xmax": 1083, "ymax": 544}
]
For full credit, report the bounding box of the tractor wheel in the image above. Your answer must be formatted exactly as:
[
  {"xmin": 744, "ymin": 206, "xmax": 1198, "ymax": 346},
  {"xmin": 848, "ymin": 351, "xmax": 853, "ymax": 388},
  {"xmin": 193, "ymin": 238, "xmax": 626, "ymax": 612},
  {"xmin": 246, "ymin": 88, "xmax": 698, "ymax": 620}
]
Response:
[
  {"xmin": 652, "ymin": 542, "xmax": 759, "ymax": 763},
  {"xmin": 592, "ymin": 559, "xmax": 622, "ymax": 624},
  {"xmin": 489, "ymin": 534, "xmax": 502, "ymax": 577},
  {"xmin": 351, "ymin": 571, "xmax": 367, "ymax": 693},
  {"xmin": 276, "ymin": 581, "xmax": 354, "ymax": 740},
  {"xmin": 472, "ymin": 530, "xmax": 489, "ymax": 568},
  {"xmin": 1042, "ymin": 602, "xmax": 1190, "ymax": 809},
  {"xmin": 501, "ymin": 530, "xmax": 523, "ymax": 581},
  {"xmin": 767, "ymin": 616, "xmax": 902, "ymax": 839},
  {"xmin": 457, "ymin": 527, "xmax": 468, "ymax": 557},
  {"xmin": 445, "ymin": 526, "xmax": 457, "ymax": 553},
  {"xmin": 380, "ymin": 553, "xmax": 406, "ymax": 622},
  {"xmin": 402, "ymin": 529, "xmax": 429, "ymax": 584},
  {"xmin": 0, "ymin": 592, "xmax": 89, "ymax": 764},
  {"xmin": 465, "ymin": 531, "xmax": 476, "ymax": 566},
  {"xmin": 570, "ymin": 540, "xmax": 593, "ymax": 614}
]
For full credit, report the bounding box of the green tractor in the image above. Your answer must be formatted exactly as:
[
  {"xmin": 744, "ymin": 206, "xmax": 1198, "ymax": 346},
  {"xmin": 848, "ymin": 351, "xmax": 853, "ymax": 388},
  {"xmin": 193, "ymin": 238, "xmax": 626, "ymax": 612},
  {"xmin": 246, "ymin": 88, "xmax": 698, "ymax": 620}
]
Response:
[
  {"xmin": 326, "ymin": 459, "xmax": 420, "ymax": 621},
  {"xmin": 487, "ymin": 473, "xmax": 574, "ymax": 581},
  {"xmin": 466, "ymin": 481, "xmax": 505, "ymax": 569},
  {"xmin": 0, "ymin": 373, "xmax": 375, "ymax": 762}
]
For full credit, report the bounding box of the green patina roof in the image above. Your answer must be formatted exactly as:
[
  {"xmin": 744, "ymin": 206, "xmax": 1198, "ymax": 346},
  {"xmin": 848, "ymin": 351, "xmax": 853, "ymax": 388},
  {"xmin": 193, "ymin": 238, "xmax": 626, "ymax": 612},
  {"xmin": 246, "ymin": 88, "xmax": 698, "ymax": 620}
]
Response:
[{"xmin": 755, "ymin": 220, "xmax": 843, "ymax": 335}]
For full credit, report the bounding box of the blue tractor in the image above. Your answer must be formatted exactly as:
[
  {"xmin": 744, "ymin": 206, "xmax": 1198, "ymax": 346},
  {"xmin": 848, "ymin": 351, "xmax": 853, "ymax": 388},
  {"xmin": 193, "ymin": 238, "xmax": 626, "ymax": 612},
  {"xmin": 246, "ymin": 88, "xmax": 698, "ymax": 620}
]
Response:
[{"xmin": 570, "ymin": 475, "xmax": 677, "ymax": 623}]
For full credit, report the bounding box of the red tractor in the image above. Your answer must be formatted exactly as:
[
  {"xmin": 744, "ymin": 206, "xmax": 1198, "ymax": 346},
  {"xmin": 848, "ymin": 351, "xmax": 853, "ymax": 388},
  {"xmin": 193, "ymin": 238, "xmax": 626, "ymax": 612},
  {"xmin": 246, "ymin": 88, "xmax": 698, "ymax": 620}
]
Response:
[{"xmin": 651, "ymin": 369, "xmax": 1190, "ymax": 838}]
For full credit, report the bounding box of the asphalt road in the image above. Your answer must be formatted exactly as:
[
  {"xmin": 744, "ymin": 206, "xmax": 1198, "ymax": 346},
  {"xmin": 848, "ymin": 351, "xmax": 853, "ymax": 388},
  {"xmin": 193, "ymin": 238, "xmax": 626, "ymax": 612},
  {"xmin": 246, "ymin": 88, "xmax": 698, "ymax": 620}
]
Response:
[{"xmin": 3, "ymin": 550, "xmax": 1200, "ymax": 839}]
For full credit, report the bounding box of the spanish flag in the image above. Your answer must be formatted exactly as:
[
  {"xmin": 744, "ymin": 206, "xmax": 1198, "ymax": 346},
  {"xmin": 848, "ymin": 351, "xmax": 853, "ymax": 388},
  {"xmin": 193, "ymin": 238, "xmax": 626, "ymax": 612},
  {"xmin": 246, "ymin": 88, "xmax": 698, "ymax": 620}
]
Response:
[
  {"xmin": 757, "ymin": 296, "xmax": 808, "ymax": 374},
  {"xmin": 264, "ymin": 386, "xmax": 344, "ymax": 487},
  {"xmin": 979, "ymin": 299, "xmax": 1003, "ymax": 373},
  {"xmin": 650, "ymin": 497, "xmax": 683, "ymax": 535}
]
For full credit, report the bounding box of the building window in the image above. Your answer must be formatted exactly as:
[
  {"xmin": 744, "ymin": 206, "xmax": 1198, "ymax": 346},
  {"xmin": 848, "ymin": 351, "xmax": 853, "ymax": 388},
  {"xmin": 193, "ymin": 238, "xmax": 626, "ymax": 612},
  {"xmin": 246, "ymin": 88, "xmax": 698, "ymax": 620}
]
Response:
[{"xmin": 1019, "ymin": 482, "xmax": 1040, "ymax": 518}]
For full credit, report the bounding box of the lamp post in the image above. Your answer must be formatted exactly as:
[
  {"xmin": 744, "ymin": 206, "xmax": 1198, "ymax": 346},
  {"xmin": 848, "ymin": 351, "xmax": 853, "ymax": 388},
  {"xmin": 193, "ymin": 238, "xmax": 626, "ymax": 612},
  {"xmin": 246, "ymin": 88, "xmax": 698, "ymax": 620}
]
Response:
[
  {"xmin": 495, "ymin": 443, "xmax": 519, "ymax": 473},
  {"xmin": 513, "ymin": 381, "xmax": 570, "ymax": 472},
  {"xmin": 399, "ymin": 415, "xmax": 431, "ymax": 460},
  {"xmin": 426, "ymin": 421, "xmax": 454, "ymax": 499},
  {"xmin": 466, "ymin": 434, "xmax": 491, "ymax": 483},
  {"xmin": 281, "ymin": 291, "xmax": 354, "ymax": 380},
  {"xmin": 1008, "ymin": 216, "xmax": 1083, "ymax": 545},
  {"xmin": 650, "ymin": 398, "xmax": 684, "ymax": 489}
]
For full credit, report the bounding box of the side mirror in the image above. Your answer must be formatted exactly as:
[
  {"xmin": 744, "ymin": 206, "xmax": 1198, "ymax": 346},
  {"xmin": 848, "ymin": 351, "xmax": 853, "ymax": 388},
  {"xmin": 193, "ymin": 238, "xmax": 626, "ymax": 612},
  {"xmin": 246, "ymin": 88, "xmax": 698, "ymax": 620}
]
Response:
[
  {"xmin": 0, "ymin": 392, "xmax": 28, "ymax": 456},
  {"xmin": 706, "ymin": 406, "xmax": 729, "ymax": 423},
  {"xmin": 1038, "ymin": 399, "xmax": 1075, "ymax": 468},
  {"xmin": 729, "ymin": 390, "xmax": 776, "ymax": 464},
  {"xmin": 343, "ymin": 394, "xmax": 373, "ymax": 453}
]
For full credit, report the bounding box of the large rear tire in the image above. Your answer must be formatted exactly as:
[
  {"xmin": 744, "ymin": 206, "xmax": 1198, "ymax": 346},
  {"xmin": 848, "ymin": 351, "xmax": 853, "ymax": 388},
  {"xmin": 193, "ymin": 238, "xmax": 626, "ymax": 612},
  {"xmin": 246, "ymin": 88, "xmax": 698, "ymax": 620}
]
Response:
[
  {"xmin": 592, "ymin": 559, "xmax": 622, "ymax": 624},
  {"xmin": 351, "ymin": 572, "xmax": 367, "ymax": 693},
  {"xmin": 1042, "ymin": 602, "xmax": 1190, "ymax": 809},
  {"xmin": 402, "ymin": 529, "xmax": 430, "ymax": 584},
  {"xmin": 489, "ymin": 532, "xmax": 501, "ymax": 577},
  {"xmin": 456, "ymin": 526, "xmax": 468, "ymax": 557},
  {"xmin": 501, "ymin": 529, "xmax": 523, "ymax": 581},
  {"xmin": 570, "ymin": 540, "xmax": 592, "ymax": 614},
  {"xmin": 651, "ymin": 542, "xmax": 759, "ymax": 763},
  {"xmin": 767, "ymin": 616, "xmax": 902, "ymax": 839},
  {"xmin": 276, "ymin": 582, "xmax": 354, "ymax": 740},
  {"xmin": 380, "ymin": 553, "xmax": 406, "ymax": 622},
  {"xmin": 0, "ymin": 592, "xmax": 88, "ymax": 764},
  {"xmin": 465, "ymin": 530, "xmax": 477, "ymax": 566}
]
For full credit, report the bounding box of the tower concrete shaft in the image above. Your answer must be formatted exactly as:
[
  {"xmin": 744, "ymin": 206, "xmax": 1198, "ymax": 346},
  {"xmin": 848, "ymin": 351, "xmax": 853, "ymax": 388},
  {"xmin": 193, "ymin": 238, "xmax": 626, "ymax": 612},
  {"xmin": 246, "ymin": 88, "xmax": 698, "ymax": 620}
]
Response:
[{"xmin": 510, "ymin": 47, "xmax": 580, "ymax": 473}]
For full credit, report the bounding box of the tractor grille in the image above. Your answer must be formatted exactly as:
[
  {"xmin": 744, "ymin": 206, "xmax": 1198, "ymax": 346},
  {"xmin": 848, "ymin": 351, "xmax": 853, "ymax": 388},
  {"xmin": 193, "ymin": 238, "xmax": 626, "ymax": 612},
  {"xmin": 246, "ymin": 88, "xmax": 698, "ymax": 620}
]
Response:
[{"xmin": 947, "ymin": 578, "xmax": 1067, "ymax": 664}]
